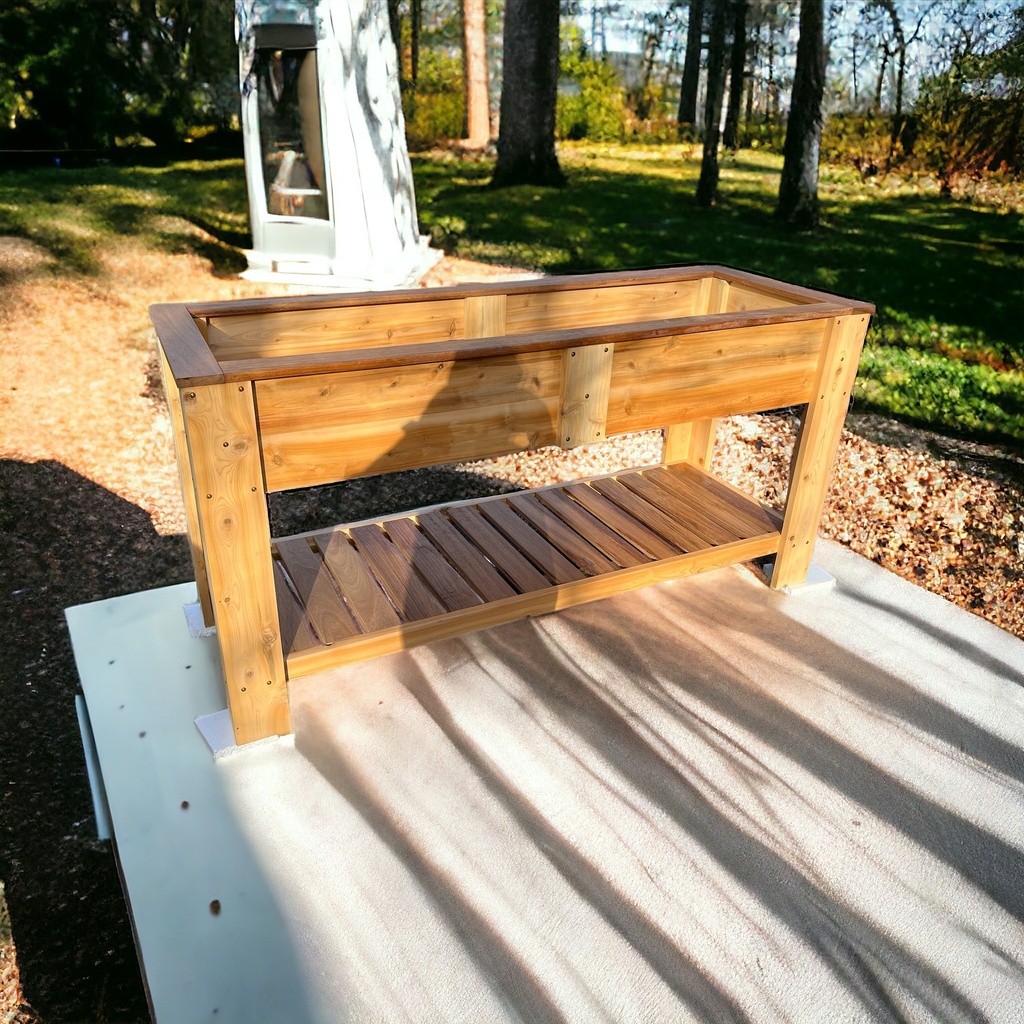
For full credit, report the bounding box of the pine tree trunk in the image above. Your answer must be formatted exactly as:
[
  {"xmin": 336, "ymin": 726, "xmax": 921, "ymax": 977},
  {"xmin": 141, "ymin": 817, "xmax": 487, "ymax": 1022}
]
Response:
[
  {"xmin": 696, "ymin": 0, "xmax": 728, "ymax": 206},
  {"xmin": 777, "ymin": 0, "xmax": 825, "ymax": 228},
  {"xmin": 463, "ymin": 0, "xmax": 490, "ymax": 146},
  {"xmin": 677, "ymin": 0, "xmax": 704, "ymax": 133},
  {"xmin": 491, "ymin": 0, "xmax": 564, "ymax": 188},
  {"xmin": 723, "ymin": 0, "xmax": 748, "ymax": 150}
]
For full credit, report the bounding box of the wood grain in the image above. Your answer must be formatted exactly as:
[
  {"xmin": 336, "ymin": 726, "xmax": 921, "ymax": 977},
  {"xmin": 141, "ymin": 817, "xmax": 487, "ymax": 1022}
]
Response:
[
  {"xmin": 416, "ymin": 510, "xmax": 518, "ymax": 602},
  {"xmin": 478, "ymin": 499, "xmax": 587, "ymax": 584},
  {"xmin": 313, "ymin": 529, "xmax": 402, "ymax": 633},
  {"xmin": 181, "ymin": 381, "xmax": 289, "ymax": 743},
  {"xmin": 772, "ymin": 314, "xmax": 870, "ymax": 588},
  {"xmin": 558, "ymin": 343, "xmax": 613, "ymax": 448},
  {"xmin": 446, "ymin": 505, "xmax": 553, "ymax": 594},
  {"xmin": 275, "ymin": 537, "xmax": 359, "ymax": 643}
]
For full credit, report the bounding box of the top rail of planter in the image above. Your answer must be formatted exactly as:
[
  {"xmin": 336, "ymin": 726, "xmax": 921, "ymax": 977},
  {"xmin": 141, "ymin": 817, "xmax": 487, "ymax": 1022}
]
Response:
[{"xmin": 153, "ymin": 265, "xmax": 875, "ymax": 389}]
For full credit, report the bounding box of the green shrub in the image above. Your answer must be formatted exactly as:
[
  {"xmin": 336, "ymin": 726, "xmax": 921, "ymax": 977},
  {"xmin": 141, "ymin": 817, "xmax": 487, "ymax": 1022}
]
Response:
[{"xmin": 557, "ymin": 38, "xmax": 626, "ymax": 143}]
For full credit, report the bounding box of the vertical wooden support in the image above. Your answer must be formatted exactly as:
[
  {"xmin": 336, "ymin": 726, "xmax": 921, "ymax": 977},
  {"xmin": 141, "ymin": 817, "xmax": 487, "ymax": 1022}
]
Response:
[
  {"xmin": 158, "ymin": 343, "xmax": 214, "ymax": 626},
  {"xmin": 182, "ymin": 381, "xmax": 290, "ymax": 742},
  {"xmin": 663, "ymin": 273, "xmax": 729, "ymax": 466},
  {"xmin": 558, "ymin": 343, "xmax": 614, "ymax": 448},
  {"xmin": 772, "ymin": 314, "xmax": 869, "ymax": 589},
  {"xmin": 464, "ymin": 294, "xmax": 506, "ymax": 338},
  {"xmin": 662, "ymin": 418, "xmax": 718, "ymax": 469}
]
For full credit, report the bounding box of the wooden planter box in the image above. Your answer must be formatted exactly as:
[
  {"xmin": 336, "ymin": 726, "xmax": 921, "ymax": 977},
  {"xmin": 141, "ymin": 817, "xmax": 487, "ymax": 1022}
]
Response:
[{"xmin": 152, "ymin": 266, "xmax": 873, "ymax": 744}]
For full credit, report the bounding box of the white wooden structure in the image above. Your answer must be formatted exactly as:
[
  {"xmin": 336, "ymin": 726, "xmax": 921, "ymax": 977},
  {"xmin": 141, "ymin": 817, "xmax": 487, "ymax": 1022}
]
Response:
[{"xmin": 235, "ymin": 0, "xmax": 437, "ymax": 288}]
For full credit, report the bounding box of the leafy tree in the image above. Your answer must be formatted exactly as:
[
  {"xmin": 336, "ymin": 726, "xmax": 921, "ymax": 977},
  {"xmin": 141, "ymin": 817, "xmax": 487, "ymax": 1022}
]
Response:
[
  {"xmin": 677, "ymin": 0, "xmax": 705, "ymax": 134},
  {"xmin": 491, "ymin": 0, "xmax": 564, "ymax": 187},
  {"xmin": 915, "ymin": 3, "xmax": 1024, "ymax": 188},
  {"xmin": 723, "ymin": 0, "xmax": 749, "ymax": 149},
  {"xmin": 696, "ymin": 0, "xmax": 729, "ymax": 205},
  {"xmin": 777, "ymin": 0, "xmax": 825, "ymax": 227}
]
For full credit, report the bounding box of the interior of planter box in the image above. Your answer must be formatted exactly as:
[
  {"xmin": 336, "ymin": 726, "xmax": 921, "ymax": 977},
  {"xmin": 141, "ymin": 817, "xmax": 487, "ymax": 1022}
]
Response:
[{"xmin": 196, "ymin": 272, "xmax": 812, "ymax": 364}]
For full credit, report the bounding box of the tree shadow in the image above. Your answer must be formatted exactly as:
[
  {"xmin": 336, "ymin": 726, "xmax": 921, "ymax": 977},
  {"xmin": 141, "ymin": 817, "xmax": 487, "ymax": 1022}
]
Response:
[
  {"xmin": 0, "ymin": 458, "xmax": 194, "ymax": 1021},
  {"xmin": 291, "ymin": 564, "xmax": 1024, "ymax": 1021}
]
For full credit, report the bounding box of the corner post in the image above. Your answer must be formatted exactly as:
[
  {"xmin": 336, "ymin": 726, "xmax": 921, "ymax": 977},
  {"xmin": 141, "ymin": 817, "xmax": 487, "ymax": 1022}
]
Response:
[
  {"xmin": 181, "ymin": 380, "xmax": 290, "ymax": 742},
  {"xmin": 158, "ymin": 342, "xmax": 214, "ymax": 625},
  {"xmin": 772, "ymin": 314, "xmax": 869, "ymax": 589}
]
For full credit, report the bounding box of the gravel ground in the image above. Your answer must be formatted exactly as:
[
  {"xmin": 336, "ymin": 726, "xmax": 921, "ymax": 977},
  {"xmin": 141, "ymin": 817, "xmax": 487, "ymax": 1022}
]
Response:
[{"xmin": 1, "ymin": 245, "xmax": 1022, "ymax": 1022}]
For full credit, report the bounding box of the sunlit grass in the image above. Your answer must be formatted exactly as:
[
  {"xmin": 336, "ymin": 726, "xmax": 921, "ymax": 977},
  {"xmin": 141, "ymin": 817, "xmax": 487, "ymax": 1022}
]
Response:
[{"xmin": 1, "ymin": 145, "xmax": 1021, "ymax": 446}]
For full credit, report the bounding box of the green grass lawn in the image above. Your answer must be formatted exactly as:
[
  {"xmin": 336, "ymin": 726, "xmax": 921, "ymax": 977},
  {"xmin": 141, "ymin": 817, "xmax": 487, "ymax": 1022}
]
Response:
[{"xmin": 2, "ymin": 144, "xmax": 1022, "ymax": 448}]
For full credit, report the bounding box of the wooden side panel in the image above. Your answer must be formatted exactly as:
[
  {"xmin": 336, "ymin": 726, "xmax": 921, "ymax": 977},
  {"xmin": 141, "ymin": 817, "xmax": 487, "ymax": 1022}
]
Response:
[
  {"xmin": 504, "ymin": 279, "xmax": 704, "ymax": 334},
  {"xmin": 726, "ymin": 282, "xmax": 806, "ymax": 312},
  {"xmin": 182, "ymin": 382, "xmax": 289, "ymax": 743},
  {"xmin": 158, "ymin": 342, "xmax": 214, "ymax": 625},
  {"xmin": 464, "ymin": 294, "xmax": 506, "ymax": 338},
  {"xmin": 558, "ymin": 343, "xmax": 613, "ymax": 448},
  {"xmin": 772, "ymin": 314, "xmax": 870, "ymax": 589},
  {"xmin": 606, "ymin": 318, "xmax": 827, "ymax": 434},
  {"xmin": 204, "ymin": 298, "xmax": 465, "ymax": 361},
  {"xmin": 257, "ymin": 352, "xmax": 561, "ymax": 491}
]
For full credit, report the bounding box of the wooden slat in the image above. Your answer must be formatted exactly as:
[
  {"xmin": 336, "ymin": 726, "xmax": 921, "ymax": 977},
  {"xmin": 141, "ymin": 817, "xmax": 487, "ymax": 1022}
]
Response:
[
  {"xmin": 181, "ymin": 381, "xmax": 289, "ymax": 743},
  {"xmin": 204, "ymin": 298, "xmax": 465, "ymax": 361},
  {"xmin": 275, "ymin": 538, "xmax": 359, "ymax": 644},
  {"xmin": 658, "ymin": 463, "xmax": 779, "ymax": 536},
  {"xmin": 726, "ymin": 282, "xmax": 804, "ymax": 312},
  {"xmin": 504, "ymin": 280, "xmax": 704, "ymax": 334},
  {"xmin": 272, "ymin": 560, "xmax": 319, "ymax": 653},
  {"xmin": 620, "ymin": 472, "xmax": 737, "ymax": 546},
  {"xmin": 313, "ymin": 529, "xmax": 402, "ymax": 633},
  {"xmin": 506, "ymin": 493, "xmax": 620, "ymax": 576},
  {"xmin": 416, "ymin": 510, "xmax": 518, "ymax": 602},
  {"xmin": 534, "ymin": 487, "xmax": 649, "ymax": 568},
  {"xmin": 478, "ymin": 500, "xmax": 587, "ymax": 584},
  {"xmin": 150, "ymin": 303, "xmax": 223, "ymax": 386},
  {"xmin": 606, "ymin": 319, "xmax": 826, "ymax": 433},
  {"xmin": 383, "ymin": 517, "xmax": 484, "ymax": 612},
  {"xmin": 446, "ymin": 505, "xmax": 553, "ymax": 593},
  {"xmin": 563, "ymin": 483, "xmax": 681, "ymax": 560},
  {"xmin": 257, "ymin": 352, "xmax": 561, "ymax": 491},
  {"xmin": 773, "ymin": 314, "xmax": 870, "ymax": 588},
  {"xmin": 285, "ymin": 532, "xmax": 782, "ymax": 680},
  {"xmin": 349, "ymin": 524, "xmax": 448, "ymax": 622},
  {"xmin": 589, "ymin": 477, "xmax": 708, "ymax": 552}
]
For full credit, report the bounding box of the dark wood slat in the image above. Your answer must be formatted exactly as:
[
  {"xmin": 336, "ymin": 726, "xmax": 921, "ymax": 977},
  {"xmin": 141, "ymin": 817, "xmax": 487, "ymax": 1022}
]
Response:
[
  {"xmin": 534, "ymin": 487, "xmax": 650, "ymax": 569},
  {"xmin": 313, "ymin": 528, "xmax": 402, "ymax": 633},
  {"xmin": 590, "ymin": 478, "xmax": 708, "ymax": 552},
  {"xmin": 661, "ymin": 463, "xmax": 780, "ymax": 536},
  {"xmin": 275, "ymin": 538, "xmax": 359, "ymax": 643},
  {"xmin": 622, "ymin": 472, "xmax": 737, "ymax": 546},
  {"xmin": 417, "ymin": 510, "xmax": 518, "ymax": 602},
  {"xmin": 564, "ymin": 483, "xmax": 681, "ymax": 560},
  {"xmin": 384, "ymin": 517, "xmax": 484, "ymax": 612},
  {"xmin": 507, "ymin": 493, "xmax": 621, "ymax": 576},
  {"xmin": 643, "ymin": 466, "xmax": 759, "ymax": 541},
  {"xmin": 272, "ymin": 559, "xmax": 319, "ymax": 653},
  {"xmin": 446, "ymin": 506, "xmax": 553, "ymax": 593},
  {"xmin": 478, "ymin": 500, "xmax": 587, "ymax": 584},
  {"xmin": 349, "ymin": 524, "xmax": 448, "ymax": 623}
]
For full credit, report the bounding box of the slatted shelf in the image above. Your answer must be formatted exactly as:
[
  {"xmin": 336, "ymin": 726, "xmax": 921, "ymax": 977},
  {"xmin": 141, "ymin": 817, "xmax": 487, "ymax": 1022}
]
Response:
[{"xmin": 274, "ymin": 463, "xmax": 782, "ymax": 676}]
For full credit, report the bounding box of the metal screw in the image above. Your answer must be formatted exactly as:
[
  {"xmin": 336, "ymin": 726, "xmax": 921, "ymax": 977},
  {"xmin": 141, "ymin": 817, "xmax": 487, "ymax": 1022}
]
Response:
[
  {"xmin": 251, "ymin": 486, "xmax": 257, "ymax": 492},
  {"xmin": 238, "ymin": 386, "xmax": 244, "ymax": 392},
  {"xmin": 266, "ymin": 680, "xmax": 272, "ymax": 686},
  {"xmin": 206, "ymin": 493, "xmax": 212, "ymax": 499},
  {"xmin": 240, "ymin": 686, "xmax": 246, "ymax": 692},
  {"xmin": 187, "ymin": 391, "xmax": 196, "ymax": 399},
  {"xmin": 223, "ymin": 442, "xmax": 229, "ymax": 447},
  {"xmin": 565, "ymin": 436, "xmax": 571, "ymax": 442}
]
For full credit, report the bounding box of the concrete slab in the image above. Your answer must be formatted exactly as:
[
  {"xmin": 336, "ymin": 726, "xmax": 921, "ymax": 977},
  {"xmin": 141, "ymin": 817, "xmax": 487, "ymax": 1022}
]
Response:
[{"xmin": 68, "ymin": 539, "xmax": 1024, "ymax": 1024}]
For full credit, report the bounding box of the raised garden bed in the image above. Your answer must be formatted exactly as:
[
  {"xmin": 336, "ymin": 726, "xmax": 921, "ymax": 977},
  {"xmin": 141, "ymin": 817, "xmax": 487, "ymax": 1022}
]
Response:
[{"xmin": 152, "ymin": 265, "xmax": 873, "ymax": 744}]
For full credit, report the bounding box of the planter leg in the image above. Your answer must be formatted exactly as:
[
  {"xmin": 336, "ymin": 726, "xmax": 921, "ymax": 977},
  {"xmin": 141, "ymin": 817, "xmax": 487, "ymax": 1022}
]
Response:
[
  {"xmin": 182, "ymin": 381, "xmax": 289, "ymax": 743},
  {"xmin": 772, "ymin": 314, "xmax": 869, "ymax": 590}
]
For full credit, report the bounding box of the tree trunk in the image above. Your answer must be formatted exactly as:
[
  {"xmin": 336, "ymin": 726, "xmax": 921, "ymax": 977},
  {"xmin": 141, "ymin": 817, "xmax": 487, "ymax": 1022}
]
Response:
[
  {"xmin": 696, "ymin": 0, "xmax": 729, "ymax": 206},
  {"xmin": 723, "ymin": 0, "xmax": 748, "ymax": 150},
  {"xmin": 411, "ymin": 0, "xmax": 421, "ymax": 89},
  {"xmin": 386, "ymin": 0, "xmax": 402, "ymax": 89},
  {"xmin": 777, "ymin": 0, "xmax": 826, "ymax": 228},
  {"xmin": 491, "ymin": 0, "xmax": 564, "ymax": 188},
  {"xmin": 677, "ymin": 0, "xmax": 704, "ymax": 133},
  {"xmin": 463, "ymin": 0, "xmax": 490, "ymax": 146}
]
